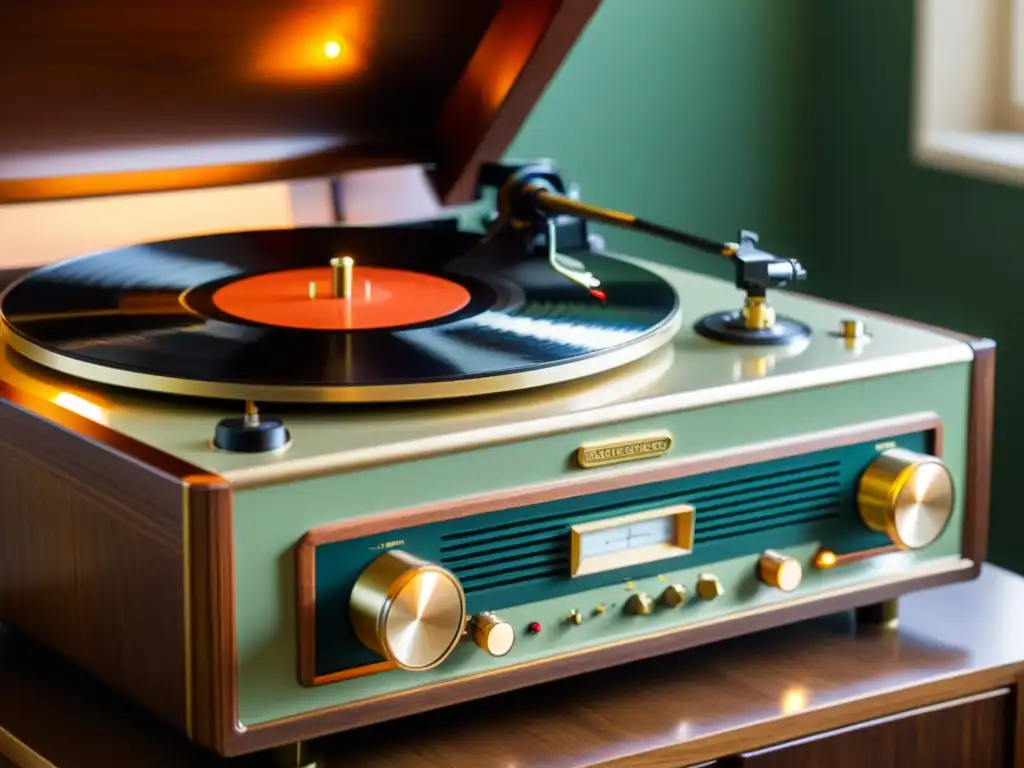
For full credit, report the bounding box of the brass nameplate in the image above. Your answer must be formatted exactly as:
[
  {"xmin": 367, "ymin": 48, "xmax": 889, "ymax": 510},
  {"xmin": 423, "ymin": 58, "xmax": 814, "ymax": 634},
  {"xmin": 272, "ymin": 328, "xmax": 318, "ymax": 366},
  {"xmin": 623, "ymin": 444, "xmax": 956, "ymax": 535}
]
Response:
[{"xmin": 576, "ymin": 432, "xmax": 672, "ymax": 469}]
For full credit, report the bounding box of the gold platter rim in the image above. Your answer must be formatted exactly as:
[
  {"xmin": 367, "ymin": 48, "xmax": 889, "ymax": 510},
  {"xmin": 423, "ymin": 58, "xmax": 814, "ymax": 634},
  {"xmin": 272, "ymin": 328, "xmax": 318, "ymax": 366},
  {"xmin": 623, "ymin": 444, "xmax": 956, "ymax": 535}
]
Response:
[{"xmin": 0, "ymin": 308, "xmax": 683, "ymax": 404}]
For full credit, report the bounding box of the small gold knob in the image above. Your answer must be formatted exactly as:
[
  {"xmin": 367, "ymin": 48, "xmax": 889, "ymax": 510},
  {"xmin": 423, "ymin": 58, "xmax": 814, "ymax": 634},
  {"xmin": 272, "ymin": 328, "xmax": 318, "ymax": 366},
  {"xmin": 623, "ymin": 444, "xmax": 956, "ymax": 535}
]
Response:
[
  {"xmin": 472, "ymin": 613, "xmax": 515, "ymax": 657},
  {"xmin": 567, "ymin": 610, "xmax": 583, "ymax": 625},
  {"xmin": 625, "ymin": 592, "xmax": 654, "ymax": 615},
  {"xmin": 858, "ymin": 448, "xmax": 955, "ymax": 550},
  {"xmin": 758, "ymin": 550, "xmax": 803, "ymax": 592},
  {"xmin": 349, "ymin": 550, "xmax": 466, "ymax": 671},
  {"xmin": 659, "ymin": 584, "xmax": 687, "ymax": 608},
  {"xmin": 696, "ymin": 573, "xmax": 724, "ymax": 600}
]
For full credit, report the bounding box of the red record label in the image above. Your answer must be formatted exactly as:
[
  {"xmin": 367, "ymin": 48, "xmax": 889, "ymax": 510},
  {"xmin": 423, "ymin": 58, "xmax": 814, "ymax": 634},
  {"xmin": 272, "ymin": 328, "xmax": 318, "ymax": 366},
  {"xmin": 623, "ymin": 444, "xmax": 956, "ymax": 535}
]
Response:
[{"xmin": 211, "ymin": 266, "xmax": 472, "ymax": 330}]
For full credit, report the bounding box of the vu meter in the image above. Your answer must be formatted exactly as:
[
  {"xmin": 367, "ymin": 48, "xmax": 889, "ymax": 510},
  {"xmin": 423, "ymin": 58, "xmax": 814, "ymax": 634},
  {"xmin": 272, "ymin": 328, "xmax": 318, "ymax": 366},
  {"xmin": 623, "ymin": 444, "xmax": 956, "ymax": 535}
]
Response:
[{"xmin": 570, "ymin": 505, "xmax": 696, "ymax": 577}]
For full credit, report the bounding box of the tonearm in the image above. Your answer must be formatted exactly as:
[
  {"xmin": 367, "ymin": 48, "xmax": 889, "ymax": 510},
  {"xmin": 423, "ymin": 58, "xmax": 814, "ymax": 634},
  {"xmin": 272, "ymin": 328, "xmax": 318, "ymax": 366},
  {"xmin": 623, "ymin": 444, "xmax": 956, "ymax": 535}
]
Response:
[{"xmin": 476, "ymin": 161, "xmax": 811, "ymax": 347}]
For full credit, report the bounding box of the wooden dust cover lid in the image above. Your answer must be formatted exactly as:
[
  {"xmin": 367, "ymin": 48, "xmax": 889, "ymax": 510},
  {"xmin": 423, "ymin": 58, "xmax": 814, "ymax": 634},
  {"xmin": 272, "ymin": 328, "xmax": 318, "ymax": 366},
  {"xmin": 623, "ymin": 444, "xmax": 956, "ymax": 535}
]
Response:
[{"xmin": 0, "ymin": 0, "xmax": 599, "ymax": 206}]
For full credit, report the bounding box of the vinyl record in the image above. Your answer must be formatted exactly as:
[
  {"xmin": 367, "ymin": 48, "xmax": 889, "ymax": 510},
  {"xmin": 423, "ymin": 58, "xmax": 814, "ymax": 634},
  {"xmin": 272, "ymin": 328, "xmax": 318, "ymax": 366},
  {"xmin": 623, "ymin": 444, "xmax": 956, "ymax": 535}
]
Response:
[{"xmin": 0, "ymin": 226, "xmax": 681, "ymax": 403}]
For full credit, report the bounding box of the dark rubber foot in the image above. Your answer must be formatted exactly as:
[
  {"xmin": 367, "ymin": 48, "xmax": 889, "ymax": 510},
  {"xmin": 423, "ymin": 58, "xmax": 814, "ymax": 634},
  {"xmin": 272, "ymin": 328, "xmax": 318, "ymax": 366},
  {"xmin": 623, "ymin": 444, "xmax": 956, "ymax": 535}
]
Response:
[
  {"xmin": 695, "ymin": 310, "xmax": 812, "ymax": 347},
  {"xmin": 213, "ymin": 416, "xmax": 290, "ymax": 453}
]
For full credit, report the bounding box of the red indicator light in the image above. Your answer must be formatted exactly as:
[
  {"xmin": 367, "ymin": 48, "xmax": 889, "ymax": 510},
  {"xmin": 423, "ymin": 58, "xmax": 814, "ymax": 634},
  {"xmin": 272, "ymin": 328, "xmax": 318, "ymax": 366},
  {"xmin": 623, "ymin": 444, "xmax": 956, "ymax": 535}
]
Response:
[{"xmin": 527, "ymin": 622, "xmax": 542, "ymax": 634}]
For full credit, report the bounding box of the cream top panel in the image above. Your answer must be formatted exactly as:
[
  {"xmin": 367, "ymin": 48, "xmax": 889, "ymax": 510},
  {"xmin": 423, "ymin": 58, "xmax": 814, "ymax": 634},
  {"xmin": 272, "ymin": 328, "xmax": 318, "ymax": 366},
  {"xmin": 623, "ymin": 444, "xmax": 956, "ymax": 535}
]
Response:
[{"xmin": 0, "ymin": 253, "xmax": 975, "ymax": 480}]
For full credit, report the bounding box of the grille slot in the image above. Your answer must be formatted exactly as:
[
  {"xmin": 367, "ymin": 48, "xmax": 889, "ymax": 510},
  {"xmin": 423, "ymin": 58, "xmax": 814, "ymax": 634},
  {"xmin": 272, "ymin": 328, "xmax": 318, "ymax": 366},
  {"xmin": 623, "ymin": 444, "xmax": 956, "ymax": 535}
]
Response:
[{"xmin": 440, "ymin": 461, "xmax": 843, "ymax": 594}]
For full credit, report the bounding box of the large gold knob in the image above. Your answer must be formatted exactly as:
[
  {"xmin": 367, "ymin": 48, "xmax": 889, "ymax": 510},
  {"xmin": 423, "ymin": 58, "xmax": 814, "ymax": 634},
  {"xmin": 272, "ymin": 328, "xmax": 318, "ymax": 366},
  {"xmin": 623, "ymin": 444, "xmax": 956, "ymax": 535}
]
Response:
[
  {"xmin": 758, "ymin": 550, "xmax": 802, "ymax": 592},
  {"xmin": 472, "ymin": 613, "xmax": 515, "ymax": 657},
  {"xmin": 349, "ymin": 550, "xmax": 466, "ymax": 671},
  {"xmin": 857, "ymin": 448, "xmax": 955, "ymax": 550}
]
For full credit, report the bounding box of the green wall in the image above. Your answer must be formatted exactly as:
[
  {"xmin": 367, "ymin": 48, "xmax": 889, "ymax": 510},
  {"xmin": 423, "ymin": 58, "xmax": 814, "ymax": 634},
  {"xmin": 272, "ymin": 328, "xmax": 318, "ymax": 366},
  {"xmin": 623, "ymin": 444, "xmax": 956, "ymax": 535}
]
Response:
[
  {"xmin": 509, "ymin": 0, "xmax": 816, "ymax": 282},
  {"xmin": 809, "ymin": 0, "xmax": 1022, "ymax": 572},
  {"xmin": 511, "ymin": 0, "xmax": 1022, "ymax": 572}
]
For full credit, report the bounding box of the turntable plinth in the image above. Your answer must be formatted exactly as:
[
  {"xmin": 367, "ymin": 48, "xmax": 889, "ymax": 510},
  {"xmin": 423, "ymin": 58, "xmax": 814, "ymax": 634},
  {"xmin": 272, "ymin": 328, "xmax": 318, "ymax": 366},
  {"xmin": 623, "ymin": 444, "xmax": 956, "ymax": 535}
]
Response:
[
  {"xmin": 0, "ymin": 0, "xmax": 996, "ymax": 762},
  {"xmin": 0, "ymin": 261, "xmax": 995, "ymax": 758}
]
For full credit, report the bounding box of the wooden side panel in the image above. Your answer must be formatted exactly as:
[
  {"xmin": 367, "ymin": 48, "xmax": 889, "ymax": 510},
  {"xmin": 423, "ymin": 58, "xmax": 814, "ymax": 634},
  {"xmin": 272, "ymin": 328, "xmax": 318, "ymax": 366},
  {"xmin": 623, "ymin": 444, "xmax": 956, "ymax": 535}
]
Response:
[
  {"xmin": 0, "ymin": 385, "xmax": 194, "ymax": 732},
  {"xmin": 963, "ymin": 339, "xmax": 995, "ymax": 571},
  {"xmin": 187, "ymin": 476, "xmax": 237, "ymax": 754},
  {"xmin": 728, "ymin": 688, "xmax": 1011, "ymax": 767}
]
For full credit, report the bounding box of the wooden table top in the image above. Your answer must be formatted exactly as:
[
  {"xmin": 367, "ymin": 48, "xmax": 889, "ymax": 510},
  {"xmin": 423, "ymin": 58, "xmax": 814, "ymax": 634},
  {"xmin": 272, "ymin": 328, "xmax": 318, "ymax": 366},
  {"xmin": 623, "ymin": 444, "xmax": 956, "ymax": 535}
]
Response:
[{"xmin": 2, "ymin": 564, "xmax": 1024, "ymax": 768}]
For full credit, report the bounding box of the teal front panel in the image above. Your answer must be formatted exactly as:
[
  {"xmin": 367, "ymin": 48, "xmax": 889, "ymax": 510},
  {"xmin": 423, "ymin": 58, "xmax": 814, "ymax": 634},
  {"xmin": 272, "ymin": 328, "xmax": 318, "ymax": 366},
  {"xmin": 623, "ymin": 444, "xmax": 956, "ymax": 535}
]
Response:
[{"xmin": 313, "ymin": 428, "xmax": 931, "ymax": 677}]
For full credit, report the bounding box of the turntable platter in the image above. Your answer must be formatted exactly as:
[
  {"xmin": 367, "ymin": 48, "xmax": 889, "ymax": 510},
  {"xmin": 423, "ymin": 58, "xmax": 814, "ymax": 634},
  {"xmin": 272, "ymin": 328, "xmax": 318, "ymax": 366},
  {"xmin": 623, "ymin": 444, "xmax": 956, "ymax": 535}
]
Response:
[{"xmin": 0, "ymin": 226, "xmax": 681, "ymax": 403}]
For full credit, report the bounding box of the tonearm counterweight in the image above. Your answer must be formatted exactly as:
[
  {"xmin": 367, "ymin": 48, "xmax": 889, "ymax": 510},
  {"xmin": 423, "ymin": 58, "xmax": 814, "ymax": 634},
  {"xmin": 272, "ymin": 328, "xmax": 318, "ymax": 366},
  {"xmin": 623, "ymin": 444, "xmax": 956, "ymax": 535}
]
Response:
[{"xmin": 477, "ymin": 161, "xmax": 811, "ymax": 346}]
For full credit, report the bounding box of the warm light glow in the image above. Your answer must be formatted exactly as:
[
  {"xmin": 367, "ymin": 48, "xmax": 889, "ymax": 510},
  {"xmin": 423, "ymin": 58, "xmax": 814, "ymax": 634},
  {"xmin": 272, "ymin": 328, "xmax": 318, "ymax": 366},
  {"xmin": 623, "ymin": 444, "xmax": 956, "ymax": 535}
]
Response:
[
  {"xmin": 52, "ymin": 392, "xmax": 108, "ymax": 425},
  {"xmin": 251, "ymin": 3, "xmax": 376, "ymax": 83},
  {"xmin": 324, "ymin": 40, "xmax": 342, "ymax": 59},
  {"xmin": 781, "ymin": 687, "xmax": 809, "ymax": 715},
  {"xmin": 815, "ymin": 550, "xmax": 838, "ymax": 569}
]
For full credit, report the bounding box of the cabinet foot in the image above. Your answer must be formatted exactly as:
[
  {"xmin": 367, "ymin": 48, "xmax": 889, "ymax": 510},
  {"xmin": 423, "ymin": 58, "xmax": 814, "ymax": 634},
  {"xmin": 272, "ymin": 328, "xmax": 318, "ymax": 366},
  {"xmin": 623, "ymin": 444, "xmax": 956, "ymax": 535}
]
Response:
[
  {"xmin": 267, "ymin": 741, "xmax": 322, "ymax": 768},
  {"xmin": 855, "ymin": 598, "xmax": 899, "ymax": 629}
]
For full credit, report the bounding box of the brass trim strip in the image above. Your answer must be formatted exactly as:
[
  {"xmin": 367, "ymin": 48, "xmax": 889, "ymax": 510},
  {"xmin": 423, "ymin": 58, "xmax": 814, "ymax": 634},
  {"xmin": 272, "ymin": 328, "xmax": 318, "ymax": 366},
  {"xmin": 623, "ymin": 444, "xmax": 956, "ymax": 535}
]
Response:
[
  {"xmin": 312, "ymin": 661, "xmax": 397, "ymax": 686},
  {"xmin": 0, "ymin": 308, "xmax": 682, "ymax": 404},
  {"xmin": 0, "ymin": 727, "xmax": 55, "ymax": 768},
  {"xmin": 815, "ymin": 545, "xmax": 900, "ymax": 569}
]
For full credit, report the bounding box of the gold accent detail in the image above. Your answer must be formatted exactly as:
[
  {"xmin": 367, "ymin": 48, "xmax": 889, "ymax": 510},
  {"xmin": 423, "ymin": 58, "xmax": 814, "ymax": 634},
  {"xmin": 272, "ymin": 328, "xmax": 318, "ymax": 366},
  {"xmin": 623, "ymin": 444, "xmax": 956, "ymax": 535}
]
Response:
[
  {"xmin": 758, "ymin": 550, "xmax": 803, "ymax": 592},
  {"xmin": 311, "ymin": 660, "xmax": 396, "ymax": 686},
  {"xmin": 0, "ymin": 300, "xmax": 682, "ymax": 404},
  {"xmin": 576, "ymin": 431, "xmax": 672, "ymax": 469},
  {"xmin": 308, "ymin": 281, "xmax": 317, "ymax": 300},
  {"xmin": 531, "ymin": 188, "xmax": 638, "ymax": 227},
  {"xmin": 570, "ymin": 504, "xmax": 694, "ymax": 577},
  {"xmin": 624, "ymin": 592, "xmax": 654, "ymax": 615},
  {"xmin": 349, "ymin": 550, "xmax": 466, "ymax": 671},
  {"xmin": 696, "ymin": 573, "xmax": 724, "ymax": 600},
  {"xmin": 567, "ymin": 609, "xmax": 583, "ymax": 625},
  {"xmin": 742, "ymin": 296, "xmax": 776, "ymax": 330},
  {"xmin": 472, "ymin": 613, "xmax": 515, "ymax": 657},
  {"xmin": 815, "ymin": 549, "xmax": 838, "ymax": 569},
  {"xmin": 659, "ymin": 583, "xmax": 687, "ymax": 608},
  {"xmin": 0, "ymin": 726, "xmax": 55, "ymax": 768},
  {"xmin": 840, "ymin": 318, "xmax": 867, "ymax": 339},
  {"xmin": 858, "ymin": 448, "xmax": 955, "ymax": 550},
  {"xmin": 813, "ymin": 545, "xmax": 899, "ymax": 569},
  {"xmin": 331, "ymin": 255, "xmax": 354, "ymax": 299},
  {"xmin": 593, "ymin": 603, "xmax": 606, "ymax": 614},
  {"xmin": 266, "ymin": 557, "xmax": 974, "ymax": 730}
]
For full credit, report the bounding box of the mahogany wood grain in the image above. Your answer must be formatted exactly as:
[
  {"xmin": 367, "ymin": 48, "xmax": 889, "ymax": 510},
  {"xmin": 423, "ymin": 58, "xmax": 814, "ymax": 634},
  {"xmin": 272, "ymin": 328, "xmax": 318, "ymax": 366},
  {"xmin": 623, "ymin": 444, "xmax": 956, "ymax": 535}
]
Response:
[
  {"xmin": 0, "ymin": 383, "xmax": 231, "ymax": 748},
  {"xmin": 0, "ymin": 0, "xmax": 599, "ymax": 205},
  {"xmin": 186, "ymin": 475, "xmax": 237, "ymax": 754},
  {"xmin": 2, "ymin": 564, "xmax": 1023, "ymax": 768},
  {"xmin": 726, "ymin": 689, "xmax": 1011, "ymax": 768}
]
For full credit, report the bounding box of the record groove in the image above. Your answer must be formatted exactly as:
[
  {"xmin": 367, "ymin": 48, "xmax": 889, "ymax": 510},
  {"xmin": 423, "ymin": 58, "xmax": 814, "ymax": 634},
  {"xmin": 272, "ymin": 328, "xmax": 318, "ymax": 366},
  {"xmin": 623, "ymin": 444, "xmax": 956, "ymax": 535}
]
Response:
[{"xmin": 0, "ymin": 226, "xmax": 681, "ymax": 403}]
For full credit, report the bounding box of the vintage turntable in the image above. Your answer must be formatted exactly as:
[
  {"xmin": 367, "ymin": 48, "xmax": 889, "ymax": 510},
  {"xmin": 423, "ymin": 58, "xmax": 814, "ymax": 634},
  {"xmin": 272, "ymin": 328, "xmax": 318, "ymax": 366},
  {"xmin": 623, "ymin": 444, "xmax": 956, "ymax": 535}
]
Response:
[{"xmin": 0, "ymin": 0, "xmax": 994, "ymax": 763}]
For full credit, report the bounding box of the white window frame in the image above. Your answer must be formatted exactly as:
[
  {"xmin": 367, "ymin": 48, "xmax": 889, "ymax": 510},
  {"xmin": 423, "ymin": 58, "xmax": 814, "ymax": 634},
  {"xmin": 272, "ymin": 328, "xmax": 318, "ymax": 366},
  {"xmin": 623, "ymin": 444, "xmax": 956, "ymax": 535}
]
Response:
[
  {"xmin": 912, "ymin": 0, "xmax": 1024, "ymax": 186},
  {"xmin": 1012, "ymin": 0, "xmax": 1024, "ymax": 130}
]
